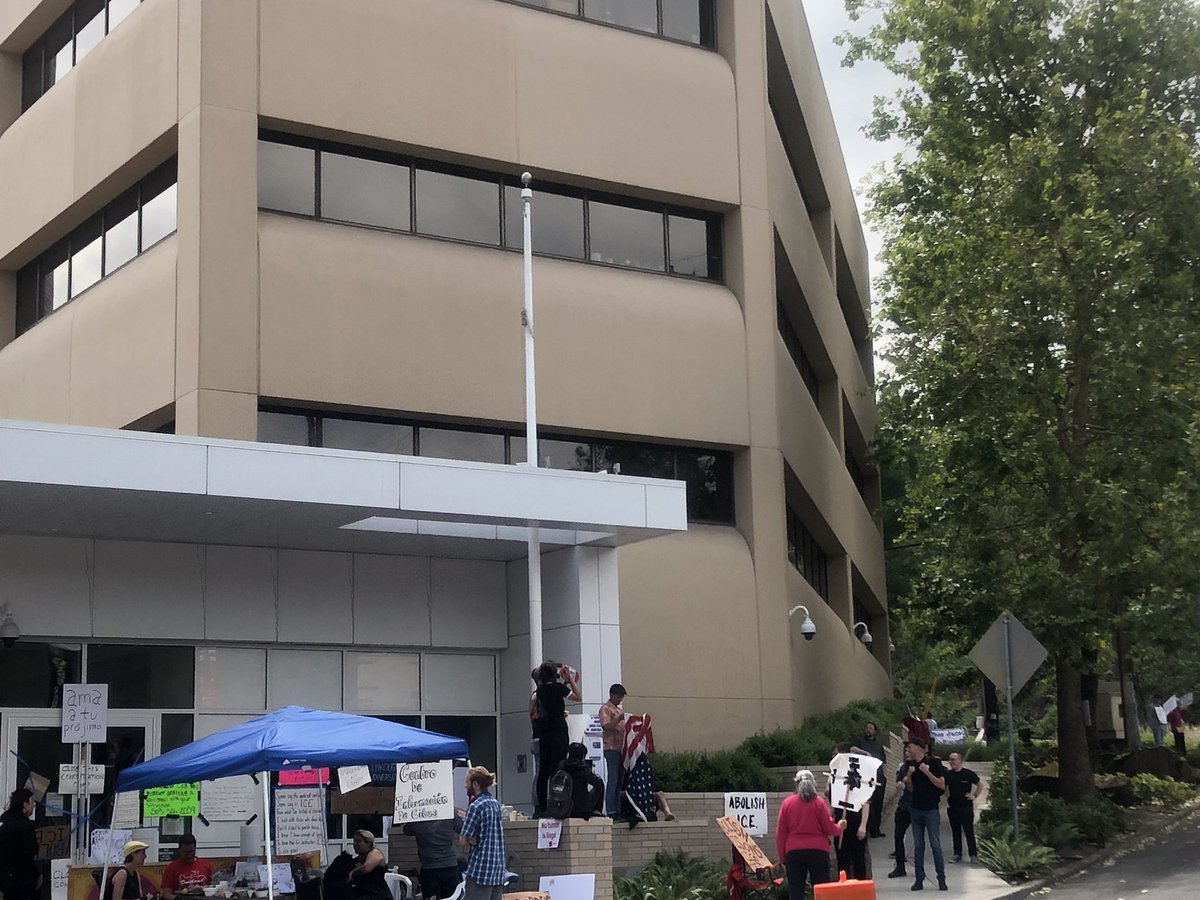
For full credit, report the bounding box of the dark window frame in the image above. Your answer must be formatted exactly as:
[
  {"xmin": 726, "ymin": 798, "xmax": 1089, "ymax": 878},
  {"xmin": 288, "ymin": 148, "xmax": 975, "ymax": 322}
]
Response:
[
  {"xmin": 502, "ymin": 0, "xmax": 715, "ymax": 50},
  {"xmin": 777, "ymin": 300, "xmax": 820, "ymax": 404},
  {"xmin": 786, "ymin": 506, "xmax": 829, "ymax": 602}
]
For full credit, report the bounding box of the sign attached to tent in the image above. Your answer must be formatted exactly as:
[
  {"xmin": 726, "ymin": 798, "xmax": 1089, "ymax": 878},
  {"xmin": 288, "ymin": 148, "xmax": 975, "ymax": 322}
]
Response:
[
  {"xmin": 201, "ymin": 777, "xmax": 256, "ymax": 821},
  {"xmin": 144, "ymin": 783, "xmax": 200, "ymax": 817},
  {"xmin": 274, "ymin": 787, "xmax": 326, "ymax": 858},
  {"xmin": 392, "ymin": 761, "xmax": 453, "ymax": 822}
]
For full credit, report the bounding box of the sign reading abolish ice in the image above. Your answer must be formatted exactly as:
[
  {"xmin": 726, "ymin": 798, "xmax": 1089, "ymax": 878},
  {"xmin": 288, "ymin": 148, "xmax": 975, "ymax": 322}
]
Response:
[
  {"xmin": 723, "ymin": 793, "xmax": 768, "ymax": 836},
  {"xmin": 392, "ymin": 761, "xmax": 453, "ymax": 822}
]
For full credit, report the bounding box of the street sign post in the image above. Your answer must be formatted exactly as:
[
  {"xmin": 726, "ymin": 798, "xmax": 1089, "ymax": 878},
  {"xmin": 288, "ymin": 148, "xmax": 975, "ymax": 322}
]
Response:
[{"xmin": 969, "ymin": 612, "xmax": 1048, "ymax": 833}]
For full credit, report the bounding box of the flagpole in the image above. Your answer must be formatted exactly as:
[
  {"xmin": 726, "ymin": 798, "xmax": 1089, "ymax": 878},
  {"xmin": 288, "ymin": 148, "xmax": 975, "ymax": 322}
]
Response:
[{"xmin": 521, "ymin": 172, "xmax": 544, "ymax": 674}]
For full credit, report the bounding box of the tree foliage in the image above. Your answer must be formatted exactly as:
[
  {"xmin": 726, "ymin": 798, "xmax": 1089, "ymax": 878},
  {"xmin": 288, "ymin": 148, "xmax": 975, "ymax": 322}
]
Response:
[{"xmin": 850, "ymin": 0, "xmax": 1200, "ymax": 800}]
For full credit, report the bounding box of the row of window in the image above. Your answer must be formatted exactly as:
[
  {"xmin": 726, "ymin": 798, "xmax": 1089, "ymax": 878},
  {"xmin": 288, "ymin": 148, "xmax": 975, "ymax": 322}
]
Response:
[
  {"xmin": 258, "ymin": 134, "xmax": 722, "ymax": 280},
  {"xmin": 21, "ymin": 0, "xmax": 143, "ymax": 112},
  {"xmin": 511, "ymin": 0, "xmax": 715, "ymax": 47},
  {"xmin": 15, "ymin": 159, "xmax": 177, "ymax": 334},
  {"xmin": 777, "ymin": 300, "xmax": 820, "ymax": 405},
  {"xmin": 259, "ymin": 408, "xmax": 735, "ymax": 524},
  {"xmin": 786, "ymin": 505, "xmax": 830, "ymax": 602}
]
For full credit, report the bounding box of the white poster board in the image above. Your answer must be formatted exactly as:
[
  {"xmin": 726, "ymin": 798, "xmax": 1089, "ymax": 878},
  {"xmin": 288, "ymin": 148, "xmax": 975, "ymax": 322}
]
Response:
[
  {"xmin": 931, "ymin": 727, "xmax": 967, "ymax": 745},
  {"xmin": 50, "ymin": 859, "xmax": 70, "ymax": 900},
  {"xmin": 273, "ymin": 788, "xmax": 326, "ymax": 858},
  {"xmin": 258, "ymin": 863, "xmax": 295, "ymax": 894},
  {"xmin": 827, "ymin": 753, "xmax": 884, "ymax": 813},
  {"xmin": 112, "ymin": 792, "xmax": 141, "ymax": 829},
  {"xmin": 58, "ymin": 764, "xmax": 105, "ymax": 794},
  {"xmin": 537, "ymin": 819, "xmax": 563, "ymax": 850},
  {"xmin": 201, "ymin": 777, "xmax": 256, "ymax": 821},
  {"xmin": 723, "ymin": 793, "xmax": 767, "ymax": 836},
  {"xmin": 540, "ymin": 874, "xmax": 595, "ymax": 900},
  {"xmin": 392, "ymin": 761, "xmax": 453, "ymax": 822},
  {"xmin": 89, "ymin": 828, "xmax": 132, "ymax": 865},
  {"xmin": 62, "ymin": 685, "xmax": 108, "ymax": 744},
  {"xmin": 337, "ymin": 766, "xmax": 372, "ymax": 795},
  {"xmin": 1163, "ymin": 695, "xmax": 1179, "ymax": 714}
]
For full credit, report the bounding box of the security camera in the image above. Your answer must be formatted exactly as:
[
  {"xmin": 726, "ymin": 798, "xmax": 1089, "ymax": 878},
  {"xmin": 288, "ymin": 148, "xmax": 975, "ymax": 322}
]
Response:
[
  {"xmin": 801, "ymin": 619, "xmax": 817, "ymax": 641},
  {"xmin": 0, "ymin": 605, "xmax": 19, "ymax": 647}
]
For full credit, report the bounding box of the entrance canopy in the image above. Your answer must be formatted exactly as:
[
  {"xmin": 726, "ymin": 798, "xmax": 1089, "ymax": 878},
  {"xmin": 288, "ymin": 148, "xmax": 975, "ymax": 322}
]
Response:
[{"xmin": 118, "ymin": 705, "xmax": 469, "ymax": 791}]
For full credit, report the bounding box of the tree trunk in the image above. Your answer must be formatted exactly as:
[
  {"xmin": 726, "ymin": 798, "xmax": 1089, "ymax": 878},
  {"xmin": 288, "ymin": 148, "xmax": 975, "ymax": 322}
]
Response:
[
  {"xmin": 1056, "ymin": 658, "xmax": 1095, "ymax": 801},
  {"xmin": 1115, "ymin": 628, "xmax": 1142, "ymax": 749}
]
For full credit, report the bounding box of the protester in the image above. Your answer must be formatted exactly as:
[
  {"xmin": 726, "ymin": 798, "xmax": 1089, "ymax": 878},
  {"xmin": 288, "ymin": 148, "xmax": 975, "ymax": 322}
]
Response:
[
  {"xmin": 347, "ymin": 830, "xmax": 390, "ymax": 900},
  {"xmin": 533, "ymin": 662, "xmax": 581, "ymax": 815},
  {"xmin": 886, "ymin": 760, "xmax": 913, "ymax": 879},
  {"xmin": 459, "ymin": 767, "xmax": 507, "ymax": 900},
  {"xmin": 108, "ymin": 840, "xmax": 149, "ymax": 900},
  {"xmin": 0, "ymin": 788, "xmax": 39, "ymax": 900},
  {"xmin": 776, "ymin": 770, "xmax": 845, "ymax": 900},
  {"xmin": 403, "ymin": 816, "xmax": 463, "ymax": 900},
  {"xmin": 161, "ymin": 834, "xmax": 214, "ymax": 900},
  {"xmin": 858, "ymin": 722, "xmax": 887, "ymax": 838},
  {"xmin": 944, "ymin": 753, "xmax": 981, "ymax": 862},
  {"xmin": 1148, "ymin": 696, "xmax": 1166, "ymax": 748},
  {"xmin": 904, "ymin": 737, "xmax": 948, "ymax": 892},
  {"xmin": 557, "ymin": 743, "xmax": 605, "ymax": 820},
  {"xmin": 1167, "ymin": 704, "xmax": 1187, "ymax": 756},
  {"xmin": 598, "ymin": 683, "xmax": 627, "ymax": 817}
]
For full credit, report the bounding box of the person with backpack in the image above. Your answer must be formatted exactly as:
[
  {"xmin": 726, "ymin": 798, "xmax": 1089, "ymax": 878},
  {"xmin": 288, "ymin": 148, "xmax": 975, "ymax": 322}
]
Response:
[
  {"xmin": 533, "ymin": 661, "xmax": 580, "ymax": 816},
  {"xmin": 547, "ymin": 743, "xmax": 604, "ymax": 820}
]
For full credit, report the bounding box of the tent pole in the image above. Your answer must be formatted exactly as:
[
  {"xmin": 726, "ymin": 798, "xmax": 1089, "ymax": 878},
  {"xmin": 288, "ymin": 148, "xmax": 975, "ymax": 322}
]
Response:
[{"xmin": 263, "ymin": 771, "xmax": 274, "ymax": 900}]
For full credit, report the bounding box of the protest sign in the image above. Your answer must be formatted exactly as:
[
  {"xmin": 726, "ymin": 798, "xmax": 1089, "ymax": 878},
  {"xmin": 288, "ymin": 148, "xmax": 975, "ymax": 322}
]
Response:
[
  {"xmin": 201, "ymin": 777, "xmax": 256, "ymax": 821},
  {"xmin": 537, "ymin": 819, "xmax": 563, "ymax": 850},
  {"xmin": 62, "ymin": 685, "xmax": 107, "ymax": 744},
  {"xmin": 274, "ymin": 788, "xmax": 325, "ymax": 857},
  {"xmin": 89, "ymin": 828, "xmax": 132, "ymax": 865},
  {"xmin": 143, "ymin": 783, "xmax": 199, "ymax": 817},
  {"xmin": 827, "ymin": 753, "xmax": 883, "ymax": 813},
  {"xmin": 716, "ymin": 816, "xmax": 772, "ymax": 871},
  {"xmin": 337, "ymin": 766, "xmax": 371, "ymax": 795},
  {"xmin": 392, "ymin": 761, "xmax": 453, "ymax": 822},
  {"xmin": 723, "ymin": 793, "xmax": 767, "ymax": 837},
  {"xmin": 50, "ymin": 859, "xmax": 70, "ymax": 900}
]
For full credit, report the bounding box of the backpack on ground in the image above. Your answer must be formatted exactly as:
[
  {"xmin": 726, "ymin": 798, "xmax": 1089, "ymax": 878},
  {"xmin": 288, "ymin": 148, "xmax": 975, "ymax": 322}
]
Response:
[{"xmin": 546, "ymin": 768, "xmax": 574, "ymax": 819}]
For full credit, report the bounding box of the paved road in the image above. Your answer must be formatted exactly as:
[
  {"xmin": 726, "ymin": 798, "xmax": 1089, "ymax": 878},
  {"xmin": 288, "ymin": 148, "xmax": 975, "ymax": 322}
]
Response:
[{"xmin": 1020, "ymin": 808, "xmax": 1200, "ymax": 899}]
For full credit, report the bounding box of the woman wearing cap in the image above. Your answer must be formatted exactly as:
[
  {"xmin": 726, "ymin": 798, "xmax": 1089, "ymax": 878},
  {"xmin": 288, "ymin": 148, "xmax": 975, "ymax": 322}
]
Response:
[
  {"xmin": 775, "ymin": 770, "xmax": 844, "ymax": 900},
  {"xmin": 107, "ymin": 841, "xmax": 148, "ymax": 900},
  {"xmin": 0, "ymin": 789, "xmax": 39, "ymax": 900}
]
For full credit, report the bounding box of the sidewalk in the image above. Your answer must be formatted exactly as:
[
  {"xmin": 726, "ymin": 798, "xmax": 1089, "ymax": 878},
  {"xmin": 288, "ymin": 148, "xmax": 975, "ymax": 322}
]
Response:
[{"xmin": 867, "ymin": 815, "xmax": 1012, "ymax": 899}]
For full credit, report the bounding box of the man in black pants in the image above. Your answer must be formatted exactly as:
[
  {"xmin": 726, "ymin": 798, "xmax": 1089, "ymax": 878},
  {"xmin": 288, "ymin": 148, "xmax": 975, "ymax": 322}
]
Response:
[
  {"xmin": 944, "ymin": 752, "xmax": 981, "ymax": 862},
  {"xmin": 858, "ymin": 722, "xmax": 887, "ymax": 838},
  {"xmin": 887, "ymin": 760, "xmax": 912, "ymax": 879},
  {"xmin": 533, "ymin": 661, "xmax": 581, "ymax": 815}
]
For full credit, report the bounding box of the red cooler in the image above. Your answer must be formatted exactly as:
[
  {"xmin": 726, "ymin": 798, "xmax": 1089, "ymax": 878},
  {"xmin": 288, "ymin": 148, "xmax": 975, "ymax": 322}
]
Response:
[{"xmin": 813, "ymin": 871, "xmax": 876, "ymax": 900}]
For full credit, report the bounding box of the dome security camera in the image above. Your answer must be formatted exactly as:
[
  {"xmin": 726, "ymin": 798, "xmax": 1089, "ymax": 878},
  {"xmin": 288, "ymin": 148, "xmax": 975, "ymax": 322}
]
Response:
[{"xmin": 800, "ymin": 618, "xmax": 817, "ymax": 641}]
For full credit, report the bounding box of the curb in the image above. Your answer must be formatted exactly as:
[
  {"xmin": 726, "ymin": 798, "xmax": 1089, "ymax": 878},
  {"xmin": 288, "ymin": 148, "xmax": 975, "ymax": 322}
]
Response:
[{"xmin": 993, "ymin": 795, "xmax": 1200, "ymax": 899}]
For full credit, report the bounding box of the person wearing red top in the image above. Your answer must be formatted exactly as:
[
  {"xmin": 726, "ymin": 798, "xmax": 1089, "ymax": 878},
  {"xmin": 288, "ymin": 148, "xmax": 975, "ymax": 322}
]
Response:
[
  {"xmin": 776, "ymin": 770, "xmax": 845, "ymax": 900},
  {"xmin": 1167, "ymin": 706, "xmax": 1187, "ymax": 756},
  {"xmin": 160, "ymin": 835, "xmax": 214, "ymax": 900}
]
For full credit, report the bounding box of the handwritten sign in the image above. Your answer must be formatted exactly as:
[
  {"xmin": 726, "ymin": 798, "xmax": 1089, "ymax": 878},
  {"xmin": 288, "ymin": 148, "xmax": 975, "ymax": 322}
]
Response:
[
  {"xmin": 537, "ymin": 819, "xmax": 562, "ymax": 850},
  {"xmin": 827, "ymin": 753, "xmax": 883, "ymax": 813},
  {"xmin": 724, "ymin": 793, "xmax": 767, "ymax": 836},
  {"xmin": 258, "ymin": 863, "xmax": 295, "ymax": 894},
  {"xmin": 50, "ymin": 859, "xmax": 70, "ymax": 900},
  {"xmin": 392, "ymin": 761, "xmax": 453, "ymax": 823},
  {"xmin": 62, "ymin": 684, "xmax": 108, "ymax": 744},
  {"xmin": 274, "ymin": 788, "xmax": 326, "ymax": 857},
  {"xmin": 279, "ymin": 768, "xmax": 330, "ymax": 786},
  {"xmin": 89, "ymin": 828, "xmax": 132, "ymax": 865},
  {"xmin": 112, "ymin": 792, "xmax": 141, "ymax": 829},
  {"xmin": 539, "ymin": 874, "xmax": 594, "ymax": 900},
  {"xmin": 931, "ymin": 727, "xmax": 968, "ymax": 745},
  {"xmin": 143, "ymin": 783, "xmax": 199, "ymax": 817},
  {"xmin": 337, "ymin": 766, "xmax": 371, "ymax": 795},
  {"xmin": 58, "ymin": 763, "xmax": 105, "ymax": 795},
  {"xmin": 716, "ymin": 816, "xmax": 772, "ymax": 871},
  {"xmin": 201, "ymin": 778, "xmax": 256, "ymax": 821},
  {"xmin": 36, "ymin": 825, "xmax": 70, "ymax": 861}
]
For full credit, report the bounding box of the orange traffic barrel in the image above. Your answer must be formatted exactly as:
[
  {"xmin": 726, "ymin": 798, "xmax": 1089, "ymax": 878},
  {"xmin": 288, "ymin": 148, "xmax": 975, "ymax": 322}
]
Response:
[{"xmin": 813, "ymin": 871, "xmax": 876, "ymax": 900}]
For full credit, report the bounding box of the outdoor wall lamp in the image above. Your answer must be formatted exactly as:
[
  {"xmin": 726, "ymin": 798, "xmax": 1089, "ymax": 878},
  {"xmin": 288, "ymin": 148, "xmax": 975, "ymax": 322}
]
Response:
[
  {"xmin": 0, "ymin": 603, "xmax": 20, "ymax": 647},
  {"xmin": 788, "ymin": 604, "xmax": 817, "ymax": 641},
  {"xmin": 854, "ymin": 621, "xmax": 873, "ymax": 646}
]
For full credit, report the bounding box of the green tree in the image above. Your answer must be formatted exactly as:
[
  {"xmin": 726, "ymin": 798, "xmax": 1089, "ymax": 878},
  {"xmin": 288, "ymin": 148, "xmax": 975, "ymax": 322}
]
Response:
[{"xmin": 850, "ymin": 0, "xmax": 1200, "ymax": 800}]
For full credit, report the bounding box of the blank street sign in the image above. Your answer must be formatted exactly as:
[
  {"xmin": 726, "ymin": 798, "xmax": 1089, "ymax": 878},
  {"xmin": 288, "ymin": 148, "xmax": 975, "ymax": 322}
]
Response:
[{"xmin": 969, "ymin": 612, "xmax": 1048, "ymax": 696}]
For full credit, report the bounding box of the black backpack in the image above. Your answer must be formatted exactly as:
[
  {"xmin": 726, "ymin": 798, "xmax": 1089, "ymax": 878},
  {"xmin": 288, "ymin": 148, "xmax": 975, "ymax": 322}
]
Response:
[{"xmin": 546, "ymin": 768, "xmax": 574, "ymax": 819}]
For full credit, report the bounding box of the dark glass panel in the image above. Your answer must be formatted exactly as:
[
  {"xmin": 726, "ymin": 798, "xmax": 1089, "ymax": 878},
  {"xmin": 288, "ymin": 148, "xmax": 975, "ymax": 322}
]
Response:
[
  {"xmin": 258, "ymin": 411, "xmax": 312, "ymax": 446},
  {"xmin": 322, "ymin": 418, "xmax": 414, "ymax": 455},
  {"xmin": 593, "ymin": 441, "xmax": 674, "ymax": 479},
  {"xmin": 415, "ymin": 169, "xmax": 500, "ymax": 245},
  {"xmin": 44, "ymin": 11, "xmax": 73, "ymax": 90},
  {"xmin": 583, "ymin": 0, "xmax": 657, "ymax": 33},
  {"xmin": 140, "ymin": 160, "xmax": 178, "ymax": 249},
  {"xmin": 667, "ymin": 214, "xmax": 709, "ymax": 277},
  {"xmin": 21, "ymin": 43, "xmax": 43, "ymax": 111},
  {"xmin": 75, "ymin": 0, "xmax": 107, "ymax": 64},
  {"xmin": 424, "ymin": 716, "xmax": 497, "ymax": 773},
  {"xmin": 676, "ymin": 451, "xmax": 734, "ymax": 523},
  {"xmin": 0, "ymin": 642, "xmax": 81, "ymax": 706},
  {"xmin": 107, "ymin": 0, "xmax": 141, "ymax": 31},
  {"xmin": 662, "ymin": 0, "xmax": 714, "ymax": 45},
  {"xmin": 104, "ymin": 189, "xmax": 140, "ymax": 274},
  {"xmin": 258, "ymin": 140, "xmax": 316, "ymax": 215},
  {"xmin": 510, "ymin": 436, "xmax": 592, "ymax": 471},
  {"xmin": 41, "ymin": 240, "xmax": 70, "ymax": 314},
  {"xmin": 161, "ymin": 714, "xmax": 195, "ymax": 753},
  {"xmin": 16, "ymin": 263, "xmax": 39, "ymax": 335},
  {"xmin": 504, "ymin": 186, "xmax": 585, "ymax": 258},
  {"xmin": 418, "ymin": 427, "xmax": 506, "ymax": 463},
  {"xmin": 70, "ymin": 214, "xmax": 104, "ymax": 297},
  {"xmin": 87, "ymin": 644, "xmax": 195, "ymax": 708},
  {"xmin": 320, "ymin": 152, "xmax": 411, "ymax": 231},
  {"xmin": 588, "ymin": 201, "xmax": 665, "ymax": 271}
]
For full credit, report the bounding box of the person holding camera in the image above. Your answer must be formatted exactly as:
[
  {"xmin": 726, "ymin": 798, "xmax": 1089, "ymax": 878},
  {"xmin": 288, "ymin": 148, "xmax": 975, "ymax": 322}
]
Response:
[{"xmin": 533, "ymin": 661, "xmax": 580, "ymax": 816}]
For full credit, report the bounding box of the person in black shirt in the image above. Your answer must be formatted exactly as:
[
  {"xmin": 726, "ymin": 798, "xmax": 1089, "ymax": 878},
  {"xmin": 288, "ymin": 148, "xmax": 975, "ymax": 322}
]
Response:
[
  {"xmin": 533, "ymin": 661, "xmax": 581, "ymax": 815},
  {"xmin": 0, "ymin": 789, "xmax": 39, "ymax": 900},
  {"xmin": 903, "ymin": 737, "xmax": 947, "ymax": 892},
  {"xmin": 558, "ymin": 743, "xmax": 605, "ymax": 819},
  {"xmin": 944, "ymin": 753, "xmax": 981, "ymax": 862},
  {"xmin": 886, "ymin": 761, "xmax": 913, "ymax": 879},
  {"xmin": 858, "ymin": 722, "xmax": 887, "ymax": 838}
]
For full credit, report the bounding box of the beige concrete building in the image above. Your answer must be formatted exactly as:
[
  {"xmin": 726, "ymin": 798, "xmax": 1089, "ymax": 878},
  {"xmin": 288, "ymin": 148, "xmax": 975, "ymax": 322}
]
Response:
[{"xmin": 0, "ymin": 0, "xmax": 888, "ymax": 782}]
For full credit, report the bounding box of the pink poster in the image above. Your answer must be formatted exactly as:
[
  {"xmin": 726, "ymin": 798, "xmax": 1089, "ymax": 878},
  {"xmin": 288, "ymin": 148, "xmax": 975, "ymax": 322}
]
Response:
[{"xmin": 279, "ymin": 768, "xmax": 330, "ymax": 785}]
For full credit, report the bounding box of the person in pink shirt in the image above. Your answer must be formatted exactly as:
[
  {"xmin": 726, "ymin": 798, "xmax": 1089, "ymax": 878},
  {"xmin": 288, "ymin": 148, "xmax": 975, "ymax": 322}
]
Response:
[{"xmin": 776, "ymin": 769, "xmax": 845, "ymax": 900}]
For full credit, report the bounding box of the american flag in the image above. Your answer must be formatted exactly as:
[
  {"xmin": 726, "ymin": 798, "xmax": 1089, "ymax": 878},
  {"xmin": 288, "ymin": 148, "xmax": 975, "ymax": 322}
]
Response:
[{"xmin": 622, "ymin": 714, "xmax": 657, "ymax": 822}]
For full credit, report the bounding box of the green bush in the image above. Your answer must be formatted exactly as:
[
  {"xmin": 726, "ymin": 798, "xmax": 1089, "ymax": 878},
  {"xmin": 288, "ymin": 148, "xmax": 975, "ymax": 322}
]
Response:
[
  {"xmin": 1130, "ymin": 773, "xmax": 1194, "ymax": 808},
  {"xmin": 738, "ymin": 698, "xmax": 908, "ymax": 767},
  {"xmin": 1021, "ymin": 794, "xmax": 1081, "ymax": 850},
  {"xmin": 1187, "ymin": 747, "xmax": 1200, "ymax": 770},
  {"xmin": 976, "ymin": 825, "xmax": 1057, "ymax": 883},
  {"xmin": 931, "ymin": 740, "xmax": 1008, "ymax": 762},
  {"xmin": 614, "ymin": 851, "xmax": 729, "ymax": 900},
  {"xmin": 653, "ymin": 749, "xmax": 774, "ymax": 794},
  {"xmin": 1068, "ymin": 796, "xmax": 1125, "ymax": 847}
]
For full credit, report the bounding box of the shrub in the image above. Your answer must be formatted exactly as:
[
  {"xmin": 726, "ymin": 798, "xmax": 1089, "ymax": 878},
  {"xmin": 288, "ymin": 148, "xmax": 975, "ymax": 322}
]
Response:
[
  {"xmin": 1068, "ymin": 796, "xmax": 1125, "ymax": 847},
  {"xmin": 1130, "ymin": 773, "xmax": 1194, "ymax": 808},
  {"xmin": 1021, "ymin": 794, "xmax": 1081, "ymax": 850},
  {"xmin": 976, "ymin": 826, "xmax": 1057, "ymax": 882},
  {"xmin": 614, "ymin": 851, "xmax": 728, "ymax": 900},
  {"xmin": 931, "ymin": 740, "xmax": 1007, "ymax": 762},
  {"xmin": 653, "ymin": 749, "xmax": 773, "ymax": 794},
  {"xmin": 737, "ymin": 698, "xmax": 908, "ymax": 768}
]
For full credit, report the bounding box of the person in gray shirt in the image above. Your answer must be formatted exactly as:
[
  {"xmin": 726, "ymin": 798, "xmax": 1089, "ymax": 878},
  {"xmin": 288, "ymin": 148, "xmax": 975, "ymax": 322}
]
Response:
[{"xmin": 403, "ymin": 816, "xmax": 463, "ymax": 900}]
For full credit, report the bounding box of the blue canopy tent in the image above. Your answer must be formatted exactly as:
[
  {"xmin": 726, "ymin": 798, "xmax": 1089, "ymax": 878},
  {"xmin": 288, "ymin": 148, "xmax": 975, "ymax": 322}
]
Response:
[{"xmin": 114, "ymin": 706, "xmax": 470, "ymax": 900}]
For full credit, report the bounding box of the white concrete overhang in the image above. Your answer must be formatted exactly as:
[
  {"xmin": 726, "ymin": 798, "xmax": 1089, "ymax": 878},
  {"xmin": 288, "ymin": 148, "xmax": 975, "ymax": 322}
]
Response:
[{"xmin": 0, "ymin": 420, "xmax": 688, "ymax": 561}]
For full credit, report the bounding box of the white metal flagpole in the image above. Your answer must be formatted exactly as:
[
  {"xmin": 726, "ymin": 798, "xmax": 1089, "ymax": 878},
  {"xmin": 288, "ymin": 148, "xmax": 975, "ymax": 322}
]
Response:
[
  {"xmin": 262, "ymin": 772, "xmax": 274, "ymax": 900},
  {"xmin": 521, "ymin": 172, "xmax": 544, "ymax": 673}
]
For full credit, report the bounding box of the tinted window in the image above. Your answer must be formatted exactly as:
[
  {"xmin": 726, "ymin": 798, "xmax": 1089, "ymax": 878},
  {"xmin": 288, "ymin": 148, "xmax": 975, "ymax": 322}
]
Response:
[
  {"xmin": 584, "ymin": 0, "xmax": 657, "ymax": 33},
  {"xmin": 668, "ymin": 214, "xmax": 710, "ymax": 277},
  {"xmin": 42, "ymin": 241, "xmax": 70, "ymax": 314},
  {"xmin": 108, "ymin": 0, "xmax": 142, "ymax": 31},
  {"xmin": 510, "ymin": 436, "xmax": 593, "ymax": 471},
  {"xmin": 320, "ymin": 152, "xmax": 411, "ymax": 231},
  {"xmin": 141, "ymin": 181, "xmax": 177, "ymax": 249},
  {"xmin": 588, "ymin": 201, "xmax": 665, "ymax": 271},
  {"xmin": 415, "ymin": 169, "xmax": 500, "ymax": 245},
  {"xmin": 418, "ymin": 427, "xmax": 506, "ymax": 463},
  {"xmin": 74, "ymin": 0, "xmax": 106, "ymax": 64},
  {"xmin": 70, "ymin": 215, "xmax": 104, "ymax": 297},
  {"xmin": 504, "ymin": 186, "xmax": 585, "ymax": 258},
  {"xmin": 88, "ymin": 644, "xmax": 195, "ymax": 709},
  {"xmin": 16, "ymin": 264, "xmax": 39, "ymax": 334},
  {"xmin": 519, "ymin": 1, "xmax": 581, "ymax": 11},
  {"xmin": 21, "ymin": 45, "xmax": 42, "ymax": 111},
  {"xmin": 259, "ymin": 141, "xmax": 316, "ymax": 215},
  {"xmin": 44, "ymin": 13, "xmax": 73, "ymax": 91},
  {"xmin": 593, "ymin": 441, "xmax": 674, "ymax": 479},
  {"xmin": 424, "ymin": 716, "xmax": 497, "ymax": 774},
  {"xmin": 258, "ymin": 411, "xmax": 312, "ymax": 446},
  {"xmin": 0, "ymin": 642, "xmax": 82, "ymax": 707},
  {"xmin": 104, "ymin": 190, "xmax": 140, "ymax": 274},
  {"xmin": 677, "ymin": 451, "xmax": 734, "ymax": 522},
  {"xmin": 662, "ymin": 0, "xmax": 712, "ymax": 45},
  {"xmin": 322, "ymin": 418, "xmax": 414, "ymax": 455}
]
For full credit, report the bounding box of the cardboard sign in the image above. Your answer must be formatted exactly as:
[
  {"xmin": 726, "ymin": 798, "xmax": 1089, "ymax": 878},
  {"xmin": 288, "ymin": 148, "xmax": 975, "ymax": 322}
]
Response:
[
  {"xmin": 201, "ymin": 777, "xmax": 256, "ymax": 821},
  {"xmin": 716, "ymin": 816, "xmax": 772, "ymax": 871},
  {"xmin": 274, "ymin": 787, "xmax": 326, "ymax": 857},
  {"xmin": 36, "ymin": 825, "xmax": 70, "ymax": 861},
  {"xmin": 331, "ymin": 786, "xmax": 393, "ymax": 816},
  {"xmin": 144, "ymin": 783, "xmax": 200, "ymax": 817},
  {"xmin": 89, "ymin": 828, "xmax": 132, "ymax": 865},
  {"xmin": 58, "ymin": 763, "xmax": 105, "ymax": 795},
  {"xmin": 338, "ymin": 766, "xmax": 372, "ymax": 795},
  {"xmin": 392, "ymin": 761, "xmax": 453, "ymax": 823},
  {"xmin": 26, "ymin": 771, "xmax": 51, "ymax": 803},
  {"xmin": 62, "ymin": 685, "xmax": 108, "ymax": 744},
  {"xmin": 828, "ymin": 753, "xmax": 883, "ymax": 813},
  {"xmin": 279, "ymin": 768, "xmax": 330, "ymax": 786},
  {"xmin": 537, "ymin": 819, "xmax": 563, "ymax": 850},
  {"xmin": 723, "ymin": 793, "xmax": 767, "ymax": 837},
  {"xmin": 50, "ymin": 859, "xmax": 70, "ymax": 900}
]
